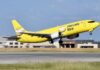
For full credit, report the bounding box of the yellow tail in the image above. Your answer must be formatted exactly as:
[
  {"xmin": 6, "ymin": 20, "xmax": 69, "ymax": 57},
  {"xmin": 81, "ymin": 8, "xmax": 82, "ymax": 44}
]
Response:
[{"xmin": 12, "ymin": 19, "xmax": 26, "ymax": 35}]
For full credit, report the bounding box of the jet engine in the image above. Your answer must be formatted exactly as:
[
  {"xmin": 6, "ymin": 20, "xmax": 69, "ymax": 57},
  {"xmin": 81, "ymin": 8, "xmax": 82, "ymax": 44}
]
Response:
[{"xmin": 67, "ymin": 34, "xmax": 79, "ymax": 39}]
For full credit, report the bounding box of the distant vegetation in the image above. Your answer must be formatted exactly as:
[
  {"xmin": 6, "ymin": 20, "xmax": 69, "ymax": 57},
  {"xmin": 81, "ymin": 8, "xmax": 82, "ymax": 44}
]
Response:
[{"xmin": 0, "ymin": 62, "xmax": 100, "ymax": 70}]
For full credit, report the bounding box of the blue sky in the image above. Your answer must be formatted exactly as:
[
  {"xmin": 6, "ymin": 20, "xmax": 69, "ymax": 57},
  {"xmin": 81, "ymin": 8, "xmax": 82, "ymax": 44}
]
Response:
[{"xmin": 0, "ymin": 0, "xmax": 100, "ymax": 41}]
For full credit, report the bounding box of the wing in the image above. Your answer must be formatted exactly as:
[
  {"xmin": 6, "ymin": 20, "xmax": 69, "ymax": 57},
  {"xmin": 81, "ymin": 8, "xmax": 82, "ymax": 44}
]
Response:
[
  {"xmin": 21, "ymin": 32, "xmax": 51, "ymax": 38},
  {"xmin": 4, "ymin": 32, "xmax": 60, "ymax": 41}
]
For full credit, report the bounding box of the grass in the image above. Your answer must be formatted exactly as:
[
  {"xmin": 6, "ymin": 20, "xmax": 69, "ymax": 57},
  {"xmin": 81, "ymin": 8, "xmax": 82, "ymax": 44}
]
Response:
[{"xmin": 0, "ymin": 62, "xmax": 100, "ymax": 70}]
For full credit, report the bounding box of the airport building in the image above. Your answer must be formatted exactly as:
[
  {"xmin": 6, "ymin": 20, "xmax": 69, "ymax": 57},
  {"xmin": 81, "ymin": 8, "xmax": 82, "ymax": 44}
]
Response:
[
  {"xmin": 62, "ymin": 40, "xmax": 99, "ymax": 48},
  {"xmin": 0, "ymin": 37, "xmax": 55, "ymax": 48},
  {"xmin": 0, "ymin": 37, "xmax": 100, "ymax": 48},
  {"xmin": 3, "ymin": 41, "xmax": 55, "ymax": 48}
]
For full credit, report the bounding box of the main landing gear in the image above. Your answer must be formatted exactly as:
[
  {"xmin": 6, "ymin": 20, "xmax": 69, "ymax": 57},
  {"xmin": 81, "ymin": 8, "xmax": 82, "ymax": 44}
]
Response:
[{"xmin": 50, "ymin": 32, "xmax": 63, "ymax": 48}]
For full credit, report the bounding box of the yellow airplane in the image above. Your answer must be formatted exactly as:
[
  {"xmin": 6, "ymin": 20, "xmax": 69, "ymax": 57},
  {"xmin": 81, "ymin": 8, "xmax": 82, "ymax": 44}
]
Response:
[{"xmin": 5, "ymin": 19, "xmax": 100, "ymax": 47}]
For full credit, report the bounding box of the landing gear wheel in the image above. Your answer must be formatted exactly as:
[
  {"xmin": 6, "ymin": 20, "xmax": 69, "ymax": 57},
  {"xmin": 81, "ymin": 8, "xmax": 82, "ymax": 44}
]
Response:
[{"xmin": 59, "ymin": 39, "xmax": 63, "ymax": 44}]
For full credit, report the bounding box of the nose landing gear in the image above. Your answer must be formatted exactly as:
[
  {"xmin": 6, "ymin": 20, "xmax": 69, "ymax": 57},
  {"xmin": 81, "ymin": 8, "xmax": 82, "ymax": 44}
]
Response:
[
  {"xmin": 89, "ymin": 32, "xmax": 92, "ymax": 35},
  {"xmin": 89, "ymin": 32, "xmax": 93, "ymax": 40}
]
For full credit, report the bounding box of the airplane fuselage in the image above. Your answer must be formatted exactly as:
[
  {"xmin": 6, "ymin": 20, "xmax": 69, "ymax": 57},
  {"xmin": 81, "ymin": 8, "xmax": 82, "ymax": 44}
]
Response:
[{"xmin": 16, "ymin": 20, "xmax": 99, "ymax": 43}]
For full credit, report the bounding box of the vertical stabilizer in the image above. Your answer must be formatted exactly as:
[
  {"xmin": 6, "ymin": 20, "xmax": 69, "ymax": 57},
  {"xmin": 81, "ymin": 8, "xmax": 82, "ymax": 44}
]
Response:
[{"xmin": 12, "ymin": 19, "xmax": 26, "ymax": 35}]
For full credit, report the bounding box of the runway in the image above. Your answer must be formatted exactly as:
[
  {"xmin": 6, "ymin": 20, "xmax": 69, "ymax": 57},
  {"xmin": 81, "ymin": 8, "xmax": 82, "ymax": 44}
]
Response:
[{"xmin": 0, "ymin": 52, "xmax": 100, "ymax": 64}]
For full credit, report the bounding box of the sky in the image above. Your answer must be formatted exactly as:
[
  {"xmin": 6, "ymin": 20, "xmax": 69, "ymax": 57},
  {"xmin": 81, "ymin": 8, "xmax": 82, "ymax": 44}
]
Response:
[{"xmin": 0, "ymin": 0, "xmax": 100, "ymax": 41}]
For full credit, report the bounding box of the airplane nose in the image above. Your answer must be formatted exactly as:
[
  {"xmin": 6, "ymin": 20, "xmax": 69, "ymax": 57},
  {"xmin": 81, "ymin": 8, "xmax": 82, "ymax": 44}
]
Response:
[
  {"xmin": 96, "ymin": 22, "xmax": 100, "ymax": 27},
  {"xmin": 93, "ymin": 22, "xmax": 100, "ymax": 28}
]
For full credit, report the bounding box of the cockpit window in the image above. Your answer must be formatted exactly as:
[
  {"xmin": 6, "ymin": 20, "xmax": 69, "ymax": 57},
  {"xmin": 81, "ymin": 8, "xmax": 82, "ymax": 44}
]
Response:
[{"xmin": 88, "ymin": 21, "xmax": 95, "ymax": 23}]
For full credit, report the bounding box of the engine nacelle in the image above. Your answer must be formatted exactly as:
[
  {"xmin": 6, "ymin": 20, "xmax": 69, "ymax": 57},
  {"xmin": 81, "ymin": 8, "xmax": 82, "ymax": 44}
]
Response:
[{"xmin": 67, "ymin": 34, "xmax": 79, "ymax": 39}]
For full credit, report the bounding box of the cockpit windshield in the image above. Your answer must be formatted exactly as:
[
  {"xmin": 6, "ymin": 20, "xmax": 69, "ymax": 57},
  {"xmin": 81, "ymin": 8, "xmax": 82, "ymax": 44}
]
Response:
[{"xmin": 88, "ymin": 21, "xmax": 95, "ymax": 23}]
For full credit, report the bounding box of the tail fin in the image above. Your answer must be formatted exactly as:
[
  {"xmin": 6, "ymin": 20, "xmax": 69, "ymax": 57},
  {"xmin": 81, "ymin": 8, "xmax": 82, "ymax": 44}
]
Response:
[{"xmin": 12, "ymin": 19, "xmax": 26, "ymax": 35}]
